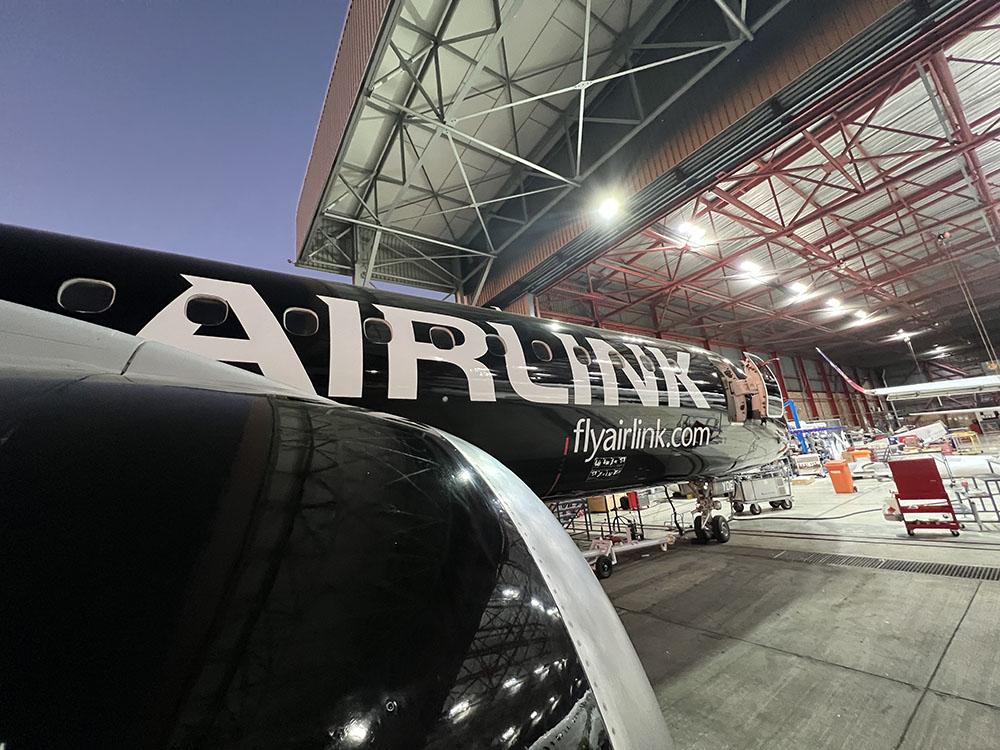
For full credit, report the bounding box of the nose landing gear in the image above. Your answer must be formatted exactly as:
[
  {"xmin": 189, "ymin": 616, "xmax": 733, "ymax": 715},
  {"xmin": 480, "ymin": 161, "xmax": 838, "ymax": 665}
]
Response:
[{"xmin": 691, "ymin": 480, "xmax": 731, "ymax": 544}]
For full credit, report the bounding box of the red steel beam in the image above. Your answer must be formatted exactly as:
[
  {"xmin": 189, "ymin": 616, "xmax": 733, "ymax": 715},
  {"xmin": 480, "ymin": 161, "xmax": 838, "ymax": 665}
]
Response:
[
  {"xmin": 697, "ymin": 216, "xmax": 1000, "ymax": 339},
  {"xmin": 596, "ymin": 138, "xmax": 996, "ymax": 321},
  {"xmin": 749, "ymin": 260, "xmax": 1000, "ymax": 349},
  {"xmin": 769, "ymin": 351, "xmax": 795, "ymax": 422},
  {"xmin": 926, "ymin": 51, "xmax": 1000, "ymax": 242},
  {"xmin": 834, "ymin": 362, "xmax": 864, "ymax": 428},
  {"xmin": 503, "ymin": 1, "xmax": 999, "ymax": 314},
  {"xmin": 580, "ymin": 256, "xmax": 846, "ymax": 337},
  {"xmin": 794, "ymin": 356, "xmax": 820, "ymax": 420},
  {"xmin": 540, "ymin": 30, "xmax": 1000, "ymax": 354},
  {"xmin": 698, "ymin": 191, "xmax": 926, "ymax": 311},
  {"xmin": 851, "ymin": 366, "xmax": 878, "ymax": 428},
  {"xmin": 680, "ymin": 187, "xmax": 1000, "ymax": 343},
  {"xmin": 926, "ymin": 359, "xmax": 970, "ymax": 377},
  {"xmin": 535, "ymin": 305, "xmax": 747, "ymax": 350},
  {"xmin": 815, "ymin": 358, "xmax": 845, "ymax": 423}
]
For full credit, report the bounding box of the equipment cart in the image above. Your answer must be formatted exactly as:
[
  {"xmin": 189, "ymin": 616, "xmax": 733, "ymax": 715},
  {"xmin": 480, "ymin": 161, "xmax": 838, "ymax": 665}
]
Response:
[
  {"xmin": 729, "ymin": 473, "xmax": 793, "ymax": 515},
  {"xmin": 583, "ymin": 513, "xmax": 675, "ymax": 579}
]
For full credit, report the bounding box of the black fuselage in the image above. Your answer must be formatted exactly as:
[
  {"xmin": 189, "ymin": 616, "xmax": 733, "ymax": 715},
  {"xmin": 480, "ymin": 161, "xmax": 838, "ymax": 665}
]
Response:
[{"xmin": 0, "ymin": 224, "xmax": 787, "ymax": 497}]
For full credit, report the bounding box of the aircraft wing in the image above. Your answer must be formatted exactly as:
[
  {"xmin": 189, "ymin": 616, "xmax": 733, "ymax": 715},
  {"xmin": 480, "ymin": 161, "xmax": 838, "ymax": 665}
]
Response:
[
  {"xmin": 871, "ymin": 376, "xmax": 1000, "ymax": 401},
  {"xmin": 815, "ymin": 347, "xmax": 1000, "ymax": 402}
]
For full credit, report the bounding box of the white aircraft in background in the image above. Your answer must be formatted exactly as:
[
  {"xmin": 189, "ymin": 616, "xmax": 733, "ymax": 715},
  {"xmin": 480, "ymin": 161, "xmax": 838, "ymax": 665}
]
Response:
[{"xmin": 816, "ymin": 348, "xmax": 1000, "ymax": 402}]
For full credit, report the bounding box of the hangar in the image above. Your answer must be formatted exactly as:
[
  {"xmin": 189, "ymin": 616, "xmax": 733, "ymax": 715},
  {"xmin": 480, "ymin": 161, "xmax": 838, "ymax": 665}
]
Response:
[
  {"xmin": 293, "ymin": 0, "xmax": 1000, "ymax": 747},
  {"xmin": 5, "ymin": 0, "xmax": 1000, "ymax": 747}
]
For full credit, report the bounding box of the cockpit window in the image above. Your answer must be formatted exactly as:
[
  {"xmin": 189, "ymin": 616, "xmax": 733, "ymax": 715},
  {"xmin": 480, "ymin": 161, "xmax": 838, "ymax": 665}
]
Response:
[
  {"xmin": 573, "ymin": 345, "xmax": 591, "ymax": 367},
  {"xmin": 746, "ymin": 353, "xmax": 785, "ymax": 420},
  {"xmin": 57, "ymin": 278, "xmax": 116, "ymax": 314},
  {"xmin": 761, "ymin": 362, "xmax": 785, "ymax": 419}
]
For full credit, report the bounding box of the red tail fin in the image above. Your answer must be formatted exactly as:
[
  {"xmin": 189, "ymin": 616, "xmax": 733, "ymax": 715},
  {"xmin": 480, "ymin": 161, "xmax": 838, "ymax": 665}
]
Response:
[{"xmin": 815, "ymin": 347, "xmax": 868, "ymax": 395}]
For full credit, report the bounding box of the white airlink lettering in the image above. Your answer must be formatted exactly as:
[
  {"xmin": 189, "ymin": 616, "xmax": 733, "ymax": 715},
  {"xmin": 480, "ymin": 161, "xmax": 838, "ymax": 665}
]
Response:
[
  {"xmin": 320, "ymin": 295, "xmax": 363, "ymax": 399},
  {"xmin": 138, "ymin": 275, "xmax": 315, "ymax": 393},
  {"xmin": 572, "ymin": 418, "xmax": 712, "ymax": 462},
  {"xmin": 489, "ymin": 322, "xmax": 568, "ymax": 404},
  {"xmin": 142, "ymin": 277, "xmax": 712, "ymax": 408},
  {"xmin": 375, "ymin": 305, "xmax": 495, "ymax": 401}
]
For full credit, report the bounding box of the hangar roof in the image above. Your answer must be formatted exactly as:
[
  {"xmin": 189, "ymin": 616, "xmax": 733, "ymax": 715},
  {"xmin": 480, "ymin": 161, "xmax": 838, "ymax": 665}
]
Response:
[
  {"xmin": 537, "ymin": 5, "xmax": 1000, "ymax": 371},
  {"xmin": 296, "ymin": 0, "xmax": 794, "ymax": 294},
  {"xmin": 296, "ymin": 0, "xmax": 999, "ymax": 374}
]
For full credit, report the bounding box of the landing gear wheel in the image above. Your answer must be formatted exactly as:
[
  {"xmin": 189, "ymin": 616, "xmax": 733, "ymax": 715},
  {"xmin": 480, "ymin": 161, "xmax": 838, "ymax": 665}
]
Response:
[
  {"xmin": 693, "ymin": 515, "xmax": 709, "ymax": 544},
  {"xmin": 711, "ymin": 515, "xmax": 731, "ymax": 543},
  {"xmin": 595, "ymin": 555, "xmax": 613, "ymax": 579},
  {"xmin": 732, "ymin": 502, "xmax": 745, "ymax": 514},
  {"xmin": 780, "ymin": 498, "xmax": 793, "ymax": 510},
  {"xmin": 749, "ymin": 503, "xmax": 762, "ymax": 515}
]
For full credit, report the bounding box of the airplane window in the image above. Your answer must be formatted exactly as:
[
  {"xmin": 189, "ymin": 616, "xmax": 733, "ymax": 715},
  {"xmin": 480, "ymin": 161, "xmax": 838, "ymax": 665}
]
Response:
[
  {"xmin": 185, "ymin": 295, "xmax": 229, "ymax": 327},
  {"xmin": 639, "ymin": 354, "xmax": 655, "ymax": 372},
  {"xmin": 429, "ymin": 326, "xmax": 456, "ymax": 350},
  {"xmin": 531, "ymin": 340, "xmax": 553, "ymax": 362},
  {"xmin": 57, "ymin": 278, "xmax": 115, "ymax": 314},
  {"xmin": 608, "ymin": 350, "xmax": 624, "ymax": 368},
  {"xmin": 485, "ymin": 333, "xmax": 507, "ymax": 356},
  {"xmin": 283, "ymin": 307, "xmax": 319, "ymax": 337},
  {"xmin": 573, "ymin": 345, "xmax": 591, "ymax": 366},
  {"xmin": 363, "ymin": 317, "xmax": 392, "ymax": 344}
]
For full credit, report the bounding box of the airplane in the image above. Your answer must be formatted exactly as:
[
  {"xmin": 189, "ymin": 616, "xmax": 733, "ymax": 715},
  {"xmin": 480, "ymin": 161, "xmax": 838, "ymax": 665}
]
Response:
[
  {"xmin": 817, "ymin": 347, "xmax": 1000, "ymax": 402},
  {"xmin": 0, "ymin": 224, "xmax": 790, "ymax": 543},
  {"xmin": 0, "ymin": 222, "xmax": 791, "ymax": 747},
  {"xmin": 909, "ymin": 407, "xmax": 1000, "ymax": 418},
  {"xmin": 1, "ymin": 298, "xmax": 673, "ymax": 748}
]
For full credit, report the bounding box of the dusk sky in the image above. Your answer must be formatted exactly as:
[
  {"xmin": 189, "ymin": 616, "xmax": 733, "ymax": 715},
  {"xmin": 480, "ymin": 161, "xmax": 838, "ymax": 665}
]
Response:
[{"xmin": 1, "ymin": 1, "xmax": 354, "ymax": 279}]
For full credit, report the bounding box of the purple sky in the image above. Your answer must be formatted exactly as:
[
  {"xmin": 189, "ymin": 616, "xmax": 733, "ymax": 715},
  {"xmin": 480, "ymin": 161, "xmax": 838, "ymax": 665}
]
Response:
[{"xmin": 1, "ymin": 1, "xmax": 353, "ymax": 279}]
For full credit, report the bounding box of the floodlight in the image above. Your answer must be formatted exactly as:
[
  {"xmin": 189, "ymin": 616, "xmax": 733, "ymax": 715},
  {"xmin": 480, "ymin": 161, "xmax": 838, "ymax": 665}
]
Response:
[{"xmin": 597, "ymin": 197, "xmax": 620, "ymax": 221}]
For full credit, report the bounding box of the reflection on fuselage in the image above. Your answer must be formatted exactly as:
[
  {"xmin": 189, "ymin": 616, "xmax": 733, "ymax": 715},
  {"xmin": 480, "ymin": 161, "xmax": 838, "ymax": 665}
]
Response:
[{"xmin": 1, "ymin": 373, "xmax": 643, "ymax": 748}]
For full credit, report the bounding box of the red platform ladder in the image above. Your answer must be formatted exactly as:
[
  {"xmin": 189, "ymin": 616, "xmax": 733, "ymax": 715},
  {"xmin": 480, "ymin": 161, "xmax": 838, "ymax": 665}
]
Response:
[{"xmin": 888, "ymin": 457, "xmax": 961, "ymax": 537}]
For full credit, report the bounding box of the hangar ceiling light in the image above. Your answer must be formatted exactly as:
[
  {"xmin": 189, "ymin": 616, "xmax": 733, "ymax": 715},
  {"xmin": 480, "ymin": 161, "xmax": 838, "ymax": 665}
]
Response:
[
  {"xmin": 678, "ymin": 221, "xmax": 707, "ymax": 243},
  {"xmin": 597, "ymin": 197, "xmax": 621, "ymax": 222}
]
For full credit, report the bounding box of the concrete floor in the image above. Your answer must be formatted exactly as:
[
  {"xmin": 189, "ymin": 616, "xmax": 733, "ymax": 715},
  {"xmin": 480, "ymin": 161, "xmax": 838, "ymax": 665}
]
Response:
[
  {"xmin": 628, "ymin": 471, "xmax": 1000, "ymax": 565},
  {"xmin": 597, "ymin": 471, "xmax": 1000, "ymax": 749}
]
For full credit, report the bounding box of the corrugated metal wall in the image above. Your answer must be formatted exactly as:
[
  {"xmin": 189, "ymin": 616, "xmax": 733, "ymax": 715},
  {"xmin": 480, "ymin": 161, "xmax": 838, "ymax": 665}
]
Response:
[{"xmin": 504, "ymin": 295, "xmax": 536, "ymax": 318}]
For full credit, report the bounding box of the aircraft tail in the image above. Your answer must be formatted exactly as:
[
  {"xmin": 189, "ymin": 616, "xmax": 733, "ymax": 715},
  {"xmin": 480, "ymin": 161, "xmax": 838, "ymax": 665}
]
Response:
[{"xmin": 815, "ymin": 347, "xmax": 870, "ymax": 395}]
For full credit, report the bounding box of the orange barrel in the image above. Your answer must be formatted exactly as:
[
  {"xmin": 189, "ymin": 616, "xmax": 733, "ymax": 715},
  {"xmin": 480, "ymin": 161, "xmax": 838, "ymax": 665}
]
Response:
[{"xmin": 825, "ymin": 460, "xmax": 855, "ymax": 493}]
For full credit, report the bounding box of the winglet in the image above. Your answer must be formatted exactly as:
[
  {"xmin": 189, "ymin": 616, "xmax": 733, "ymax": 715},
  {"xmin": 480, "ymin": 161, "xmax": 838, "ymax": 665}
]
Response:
[{"xmin": 815, "ymin": 347, "xmax": 870, "ymax": 395}]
